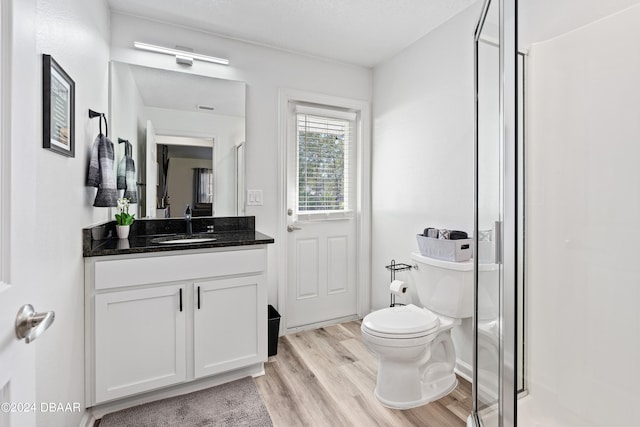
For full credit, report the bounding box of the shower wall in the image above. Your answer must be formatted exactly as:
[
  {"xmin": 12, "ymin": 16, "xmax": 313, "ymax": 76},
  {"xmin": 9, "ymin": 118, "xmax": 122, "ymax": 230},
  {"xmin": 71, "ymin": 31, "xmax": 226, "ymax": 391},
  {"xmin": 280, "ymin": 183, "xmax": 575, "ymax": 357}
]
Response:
[{"xmin": 525, "ymin": 4, "xmax": 640, "ymax": 425}]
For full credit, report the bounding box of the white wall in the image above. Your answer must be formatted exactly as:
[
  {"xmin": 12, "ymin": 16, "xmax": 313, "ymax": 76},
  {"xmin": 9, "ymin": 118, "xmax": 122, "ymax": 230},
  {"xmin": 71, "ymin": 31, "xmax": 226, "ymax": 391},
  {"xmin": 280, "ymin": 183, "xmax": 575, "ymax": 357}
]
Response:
[
  {"xmin": 477, "ymin": 41, "xmax": 500, "ymax": 241},
  {"xmin": 110, "ymin": 12, "xmax": 372, "ymax": 305},
  {"xmin": 524, "ymin": 4, "xmax": 640, "ymax": 426},
  {"xmin": 7, "ymin": 0, "xmax": 111, "ymax": 426},
  {"xmin": 371, "ymin": 2, "xmax": 480, "ymax": 369}
]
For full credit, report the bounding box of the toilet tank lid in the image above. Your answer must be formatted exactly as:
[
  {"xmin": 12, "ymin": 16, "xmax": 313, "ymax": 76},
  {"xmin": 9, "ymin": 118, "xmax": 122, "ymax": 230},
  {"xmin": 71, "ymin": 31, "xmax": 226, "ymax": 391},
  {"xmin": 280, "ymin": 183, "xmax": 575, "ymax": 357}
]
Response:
[
  {"xmin": 410, "ymin": 252, "xmax": 499, "ymax": 271},
  {"xmin": 410, "ymin": 252, "xmax": 473, "ymax": 271},
  {"xmin": 363, "ymin": 304, "xmax": 439, "ymax": 335}
]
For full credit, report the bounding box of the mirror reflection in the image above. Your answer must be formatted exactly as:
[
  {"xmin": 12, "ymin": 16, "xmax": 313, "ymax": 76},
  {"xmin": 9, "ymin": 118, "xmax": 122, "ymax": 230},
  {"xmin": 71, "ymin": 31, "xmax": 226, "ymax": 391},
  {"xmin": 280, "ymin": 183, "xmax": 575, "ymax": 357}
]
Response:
[
  {"xmin": 156, "ymin": 136, "xmax": 214, "ymax": 218},
  {"xmin": 109, "ymin": 61, "xmax": 246, "ymax": 218}
]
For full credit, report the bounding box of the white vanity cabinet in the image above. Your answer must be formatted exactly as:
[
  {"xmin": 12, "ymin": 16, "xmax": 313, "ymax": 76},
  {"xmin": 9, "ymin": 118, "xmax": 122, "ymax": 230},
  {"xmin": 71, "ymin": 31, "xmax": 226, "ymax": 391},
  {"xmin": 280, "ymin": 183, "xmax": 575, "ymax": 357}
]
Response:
[{"xmin": 85, "ymin": 246, "xmax": 268, "ymax": 407}]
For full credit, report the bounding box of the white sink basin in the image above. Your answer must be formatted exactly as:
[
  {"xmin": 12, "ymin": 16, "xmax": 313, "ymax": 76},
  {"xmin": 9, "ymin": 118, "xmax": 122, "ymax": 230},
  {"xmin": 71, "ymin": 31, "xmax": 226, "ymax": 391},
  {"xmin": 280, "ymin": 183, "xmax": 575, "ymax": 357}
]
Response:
[{"xmin": 151, "ymin": 234, "xmax": 217, "ymax": 245}]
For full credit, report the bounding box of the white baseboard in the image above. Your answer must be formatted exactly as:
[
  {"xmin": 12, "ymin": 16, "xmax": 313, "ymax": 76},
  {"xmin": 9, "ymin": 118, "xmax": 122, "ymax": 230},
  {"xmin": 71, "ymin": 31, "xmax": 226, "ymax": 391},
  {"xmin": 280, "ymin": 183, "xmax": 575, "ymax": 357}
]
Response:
[
  {"xmin": 455, "ymin": 359, "xmax": 473, "ymax": 383},
  {"xmin": 78, "ymin": 411, "xmax": 96, "ymax": 427},
  {"xmin": 285, "ymin": 314, "xmax": 360, "ymax": 334}
]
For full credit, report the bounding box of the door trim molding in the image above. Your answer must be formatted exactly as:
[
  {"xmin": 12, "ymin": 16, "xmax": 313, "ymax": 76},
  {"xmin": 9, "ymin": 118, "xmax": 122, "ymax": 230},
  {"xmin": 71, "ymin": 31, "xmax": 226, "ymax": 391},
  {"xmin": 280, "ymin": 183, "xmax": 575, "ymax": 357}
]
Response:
[
  {"xmin": 277, "ymin": 88, "xmax": 371, "ymax": 333},
  {"xmin": 0, "ymin": 0, "xmax": 12, "ymax": 286}
]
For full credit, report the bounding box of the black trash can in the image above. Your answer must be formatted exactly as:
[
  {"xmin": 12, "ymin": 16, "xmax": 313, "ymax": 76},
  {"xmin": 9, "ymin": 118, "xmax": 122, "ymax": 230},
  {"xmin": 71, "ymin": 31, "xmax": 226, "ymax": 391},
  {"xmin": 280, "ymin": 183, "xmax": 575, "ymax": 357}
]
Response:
[{"xmin": 267, "ymin": 305, "xmax": 281, "ymax": 357}]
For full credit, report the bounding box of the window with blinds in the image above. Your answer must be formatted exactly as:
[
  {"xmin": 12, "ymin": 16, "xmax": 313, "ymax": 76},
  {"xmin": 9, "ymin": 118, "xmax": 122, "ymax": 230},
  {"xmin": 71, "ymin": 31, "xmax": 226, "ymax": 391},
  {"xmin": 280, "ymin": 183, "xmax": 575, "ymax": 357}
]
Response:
[
  {"xmin": 296, "ymin": 111, "xmax": 353, "ymax": 213},
  {"xmin": 194, "ymin": 168, "xmax": 213, "ymax": 204}
]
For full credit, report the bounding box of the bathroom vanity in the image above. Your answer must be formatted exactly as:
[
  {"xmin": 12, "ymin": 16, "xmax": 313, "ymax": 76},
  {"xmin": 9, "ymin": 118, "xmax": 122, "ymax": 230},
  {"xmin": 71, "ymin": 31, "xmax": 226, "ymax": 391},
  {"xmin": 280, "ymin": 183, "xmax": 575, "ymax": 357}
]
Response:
[{"xmin": 83, "ymin": 217, "xmax": 274, "ymax": 410}]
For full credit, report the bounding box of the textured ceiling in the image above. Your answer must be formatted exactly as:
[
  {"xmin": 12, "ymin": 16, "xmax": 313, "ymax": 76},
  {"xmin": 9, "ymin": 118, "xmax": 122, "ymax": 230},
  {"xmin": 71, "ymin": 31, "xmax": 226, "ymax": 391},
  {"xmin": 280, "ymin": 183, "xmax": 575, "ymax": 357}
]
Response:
[{"xmin": 107, "ymin": 0, "xmax": 476, "ymax": 67}]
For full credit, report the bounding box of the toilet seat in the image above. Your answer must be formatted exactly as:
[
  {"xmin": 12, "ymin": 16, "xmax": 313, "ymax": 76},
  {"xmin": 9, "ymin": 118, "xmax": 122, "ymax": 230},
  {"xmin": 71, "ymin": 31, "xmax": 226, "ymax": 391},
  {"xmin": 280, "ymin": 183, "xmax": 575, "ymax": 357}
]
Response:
[{"xmin": 362, "ymin": 304, "xmax": 440, "ymax": 339}]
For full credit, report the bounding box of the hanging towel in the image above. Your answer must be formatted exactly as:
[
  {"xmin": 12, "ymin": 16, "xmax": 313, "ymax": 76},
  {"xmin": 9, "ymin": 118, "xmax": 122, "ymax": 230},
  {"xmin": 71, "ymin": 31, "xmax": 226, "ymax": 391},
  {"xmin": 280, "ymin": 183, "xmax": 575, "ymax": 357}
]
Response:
[
  {"xmin": 116, "ymin": 141, "xmax": 137, "ymax": 203},
  {"xmin": 87, "ymin": 133, "xmax": 118, "ymax": 207},
  {"xmin": 124, "ymin": 142, "xmax": 138, "ymax": 203},
  {"xmin": 116, "ymin": 149, "xmax": 127, "ymax": 191}
]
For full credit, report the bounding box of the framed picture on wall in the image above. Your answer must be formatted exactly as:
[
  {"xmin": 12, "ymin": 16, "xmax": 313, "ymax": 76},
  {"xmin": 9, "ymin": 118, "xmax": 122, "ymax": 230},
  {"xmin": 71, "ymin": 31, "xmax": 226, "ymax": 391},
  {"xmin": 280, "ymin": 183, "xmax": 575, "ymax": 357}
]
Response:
[{"xmin": 42, "ymin": 54, "xmax": 75, "ymax": 157}]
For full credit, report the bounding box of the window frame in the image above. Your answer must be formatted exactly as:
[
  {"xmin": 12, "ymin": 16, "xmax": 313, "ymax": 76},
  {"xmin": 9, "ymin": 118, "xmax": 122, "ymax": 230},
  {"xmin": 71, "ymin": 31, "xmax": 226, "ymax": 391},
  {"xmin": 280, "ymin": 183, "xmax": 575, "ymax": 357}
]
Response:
[{"xmin": 292, "ymin": 104, "xmax": 357, "ymax": 221}]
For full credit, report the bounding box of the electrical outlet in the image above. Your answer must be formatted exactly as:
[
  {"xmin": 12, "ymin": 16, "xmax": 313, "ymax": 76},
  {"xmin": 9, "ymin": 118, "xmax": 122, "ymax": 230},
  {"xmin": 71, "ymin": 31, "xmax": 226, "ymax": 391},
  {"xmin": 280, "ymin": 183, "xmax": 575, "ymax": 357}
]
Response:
[{"xmin": 247, "ymin": 190, "xmax": 263, "ymax": 206}]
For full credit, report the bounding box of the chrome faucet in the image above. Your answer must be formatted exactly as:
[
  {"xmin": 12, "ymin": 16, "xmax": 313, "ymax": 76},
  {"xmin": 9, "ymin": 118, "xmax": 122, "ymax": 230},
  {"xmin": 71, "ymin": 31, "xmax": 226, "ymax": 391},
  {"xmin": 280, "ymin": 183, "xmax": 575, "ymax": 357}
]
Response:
[{"xmin": 184, "ymin": 205, "xmax": 192, "ymax": 234}]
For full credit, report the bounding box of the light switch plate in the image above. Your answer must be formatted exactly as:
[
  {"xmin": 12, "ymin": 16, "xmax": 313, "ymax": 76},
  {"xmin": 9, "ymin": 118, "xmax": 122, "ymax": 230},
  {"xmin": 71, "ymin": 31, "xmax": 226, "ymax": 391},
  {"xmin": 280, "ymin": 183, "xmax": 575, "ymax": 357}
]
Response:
[{"xmin": 247, "ymin": 189, "xmax": 263, "ymax": 206}]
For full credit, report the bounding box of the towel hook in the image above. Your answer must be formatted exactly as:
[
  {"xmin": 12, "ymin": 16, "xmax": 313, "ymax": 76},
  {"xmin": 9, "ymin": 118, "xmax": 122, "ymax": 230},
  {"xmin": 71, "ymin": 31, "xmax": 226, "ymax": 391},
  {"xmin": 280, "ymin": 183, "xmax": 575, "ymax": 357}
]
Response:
[{"xmin": 88, "ymin": 109, "xmax": 108, "ymax": 137}]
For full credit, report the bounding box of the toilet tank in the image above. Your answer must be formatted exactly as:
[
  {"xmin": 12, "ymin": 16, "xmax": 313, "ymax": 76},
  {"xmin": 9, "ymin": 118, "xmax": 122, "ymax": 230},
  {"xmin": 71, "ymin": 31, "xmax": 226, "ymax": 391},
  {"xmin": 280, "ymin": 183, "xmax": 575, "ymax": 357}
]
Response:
[{"xmin": 409, "ymin": 252, "xmax": 474, "ymax": 319}]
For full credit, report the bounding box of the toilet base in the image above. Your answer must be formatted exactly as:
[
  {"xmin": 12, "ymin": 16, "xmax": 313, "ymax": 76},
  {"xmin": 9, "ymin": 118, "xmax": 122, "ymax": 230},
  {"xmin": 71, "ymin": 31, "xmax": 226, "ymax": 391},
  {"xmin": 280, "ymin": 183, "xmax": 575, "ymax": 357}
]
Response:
[{"xmin": 374, "ymin": 374, "xmax": 458, "ymax": 410}]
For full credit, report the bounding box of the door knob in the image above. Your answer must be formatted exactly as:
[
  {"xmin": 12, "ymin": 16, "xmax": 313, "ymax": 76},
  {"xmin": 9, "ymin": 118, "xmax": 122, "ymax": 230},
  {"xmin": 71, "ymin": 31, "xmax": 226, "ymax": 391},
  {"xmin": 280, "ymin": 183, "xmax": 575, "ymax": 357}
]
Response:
[
  {"xmin": 287, "ymin": 225, "xmax": 301, "ymax": 232},
  {"xmin": 15, "ymin": 304, "xmax": 55, "ymax": 344}
]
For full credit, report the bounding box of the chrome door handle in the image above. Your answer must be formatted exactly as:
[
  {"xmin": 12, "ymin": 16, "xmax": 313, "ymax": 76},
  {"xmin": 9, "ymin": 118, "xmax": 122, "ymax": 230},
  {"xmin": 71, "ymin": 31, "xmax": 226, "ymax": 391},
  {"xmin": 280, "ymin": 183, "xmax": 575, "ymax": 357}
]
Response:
[
  {"xmin": 287, "ymin": 225, "xmax": 301, "ymax": 232},
  {"xmin": 15, "ymin": 304, "xmax": 55, "ymax": 344},
  {"xmin": 494, "ymin": 220, "xmax": 503, "ymax": 264}
]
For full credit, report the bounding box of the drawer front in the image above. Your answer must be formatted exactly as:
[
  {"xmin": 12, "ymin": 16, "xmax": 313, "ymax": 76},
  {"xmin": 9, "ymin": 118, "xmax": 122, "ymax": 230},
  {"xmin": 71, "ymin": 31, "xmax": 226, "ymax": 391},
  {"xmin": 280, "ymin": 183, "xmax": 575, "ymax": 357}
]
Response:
[{"xmin": 94, "ymin": 248, "xmax": 265, "ymax": 290}]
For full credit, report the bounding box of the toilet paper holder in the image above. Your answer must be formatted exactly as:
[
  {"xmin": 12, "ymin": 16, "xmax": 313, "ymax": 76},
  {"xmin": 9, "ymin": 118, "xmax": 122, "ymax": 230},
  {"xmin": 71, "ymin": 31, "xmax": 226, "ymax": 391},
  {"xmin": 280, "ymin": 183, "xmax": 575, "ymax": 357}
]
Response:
[{"xmin": 385, "ymin": 259, "xmax": 414, "ymax": 307}]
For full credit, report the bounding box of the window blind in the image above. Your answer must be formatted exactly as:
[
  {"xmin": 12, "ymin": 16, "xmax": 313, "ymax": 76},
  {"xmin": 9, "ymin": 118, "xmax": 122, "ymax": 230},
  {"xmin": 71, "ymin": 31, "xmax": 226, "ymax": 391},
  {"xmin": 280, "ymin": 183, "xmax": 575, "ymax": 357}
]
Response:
[{"xmin": 296, "ymin": 112, "xmax": 354, "ymax": 212}]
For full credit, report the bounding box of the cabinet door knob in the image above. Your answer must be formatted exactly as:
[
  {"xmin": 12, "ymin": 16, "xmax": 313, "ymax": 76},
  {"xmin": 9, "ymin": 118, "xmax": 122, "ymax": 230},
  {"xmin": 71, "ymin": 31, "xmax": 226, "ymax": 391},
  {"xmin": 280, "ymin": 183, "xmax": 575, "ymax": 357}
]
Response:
[{"xmin": 179, "ymin": 288, "xmax": 183, "ymax": 312}]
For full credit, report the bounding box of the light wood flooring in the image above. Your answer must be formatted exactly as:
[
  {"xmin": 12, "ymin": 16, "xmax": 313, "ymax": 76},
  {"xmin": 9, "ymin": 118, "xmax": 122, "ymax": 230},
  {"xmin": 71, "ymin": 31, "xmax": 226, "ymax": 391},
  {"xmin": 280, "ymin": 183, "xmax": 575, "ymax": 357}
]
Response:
[{"xmin": 255, "ymin": 320, "xmax": 472, "ymax": 427}]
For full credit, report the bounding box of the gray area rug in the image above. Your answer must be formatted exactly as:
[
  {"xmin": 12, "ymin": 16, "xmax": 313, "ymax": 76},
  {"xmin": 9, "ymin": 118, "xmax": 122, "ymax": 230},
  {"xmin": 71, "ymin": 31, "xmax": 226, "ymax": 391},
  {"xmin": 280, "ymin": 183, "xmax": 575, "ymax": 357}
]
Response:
[{"xmin": 99, "ymin": 377, "xmax": 273, "ymax": 427}]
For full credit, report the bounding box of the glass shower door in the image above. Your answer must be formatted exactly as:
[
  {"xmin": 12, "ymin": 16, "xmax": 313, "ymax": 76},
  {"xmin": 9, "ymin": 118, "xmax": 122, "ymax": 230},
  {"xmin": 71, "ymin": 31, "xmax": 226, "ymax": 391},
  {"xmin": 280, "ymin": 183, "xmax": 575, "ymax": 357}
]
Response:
[
  {"xmin": 472, "ymin": 0, "xmax": 518, "ymax": 425},
  {"xmin": 474, "ymin": 0, "xmax": 501, "ymax": 424}
]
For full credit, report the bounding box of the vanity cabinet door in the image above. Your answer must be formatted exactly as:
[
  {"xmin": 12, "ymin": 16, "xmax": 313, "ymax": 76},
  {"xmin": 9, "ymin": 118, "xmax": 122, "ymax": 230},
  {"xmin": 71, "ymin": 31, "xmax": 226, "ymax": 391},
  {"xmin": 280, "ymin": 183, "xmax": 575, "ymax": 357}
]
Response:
[
  {"xmin": 94, "ymin": 284, "xmax": 187, "ymax": 403},
  {"xmin": 193, "ymin": 276, "xmax": 267, "ymax": 379}
]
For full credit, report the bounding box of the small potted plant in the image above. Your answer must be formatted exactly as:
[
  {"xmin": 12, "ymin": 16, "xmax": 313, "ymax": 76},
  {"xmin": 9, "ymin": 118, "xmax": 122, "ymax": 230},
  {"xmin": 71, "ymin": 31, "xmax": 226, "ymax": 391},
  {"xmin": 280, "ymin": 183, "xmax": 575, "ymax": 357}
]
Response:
[{"xmin": 115, "ymin": 197, "xmax": 135, "ymax": 239}]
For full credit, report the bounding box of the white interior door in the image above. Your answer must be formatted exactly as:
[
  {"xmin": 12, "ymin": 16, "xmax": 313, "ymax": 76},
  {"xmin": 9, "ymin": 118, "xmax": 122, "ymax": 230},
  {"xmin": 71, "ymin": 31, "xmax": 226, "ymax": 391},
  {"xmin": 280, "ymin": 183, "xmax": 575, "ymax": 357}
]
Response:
[
  {"xmin": 0, "ymin": 4, "xmax": 38, "ymax": 423},
  {"xmin": 286, "ymin": 221, "xmax": 357, "ymax": 329},
  {"xmin": 0, "ymin": 292, "xmax": 38, "ymax": 427},
  {"xmin": 145, "ymin": 120, "xmax": 157, "ymax": 218},
  {"xmin": 285, "ymin": 103, "xmax": 358, "ymax": 330}
]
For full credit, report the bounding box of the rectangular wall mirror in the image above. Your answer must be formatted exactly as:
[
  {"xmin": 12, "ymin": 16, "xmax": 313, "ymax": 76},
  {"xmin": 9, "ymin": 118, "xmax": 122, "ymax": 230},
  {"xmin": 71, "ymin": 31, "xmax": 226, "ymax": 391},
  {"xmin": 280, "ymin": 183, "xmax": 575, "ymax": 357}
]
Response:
[{"xmin": 109, "ymin": 61, "xmax": 246, "ymax": 218}]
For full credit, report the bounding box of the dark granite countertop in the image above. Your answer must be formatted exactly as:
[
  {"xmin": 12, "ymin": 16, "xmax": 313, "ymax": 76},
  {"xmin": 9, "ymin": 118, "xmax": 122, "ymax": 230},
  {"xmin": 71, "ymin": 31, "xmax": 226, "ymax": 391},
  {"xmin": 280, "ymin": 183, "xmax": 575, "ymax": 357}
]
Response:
[{"xmin": 83, "ymin": 216, "xmax": 274, "ymax": 257}]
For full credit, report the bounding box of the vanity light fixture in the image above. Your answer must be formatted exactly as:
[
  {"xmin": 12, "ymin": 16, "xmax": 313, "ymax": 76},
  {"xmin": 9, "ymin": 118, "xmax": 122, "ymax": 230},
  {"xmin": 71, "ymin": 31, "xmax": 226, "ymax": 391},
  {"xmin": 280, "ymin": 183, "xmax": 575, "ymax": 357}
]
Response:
[{"xmin": 133, "ymin": 42, "xmax": 230, "ymax": 66}]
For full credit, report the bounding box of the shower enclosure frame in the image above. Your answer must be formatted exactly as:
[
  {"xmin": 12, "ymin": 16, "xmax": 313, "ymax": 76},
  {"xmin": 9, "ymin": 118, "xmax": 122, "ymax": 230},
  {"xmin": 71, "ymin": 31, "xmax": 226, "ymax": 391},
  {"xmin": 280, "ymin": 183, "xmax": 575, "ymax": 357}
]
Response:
[{"xmin": 471, "ymin": 0, "xmax": 518, "ymax": 425}]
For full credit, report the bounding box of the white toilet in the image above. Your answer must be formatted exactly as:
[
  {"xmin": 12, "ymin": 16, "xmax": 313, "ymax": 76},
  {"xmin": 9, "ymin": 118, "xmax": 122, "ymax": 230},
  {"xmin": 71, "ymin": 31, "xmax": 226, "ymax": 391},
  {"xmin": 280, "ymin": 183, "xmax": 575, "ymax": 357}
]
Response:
[{"xmin": 361, "ymin": 252, "xmax": 474, "ymax": 409}]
